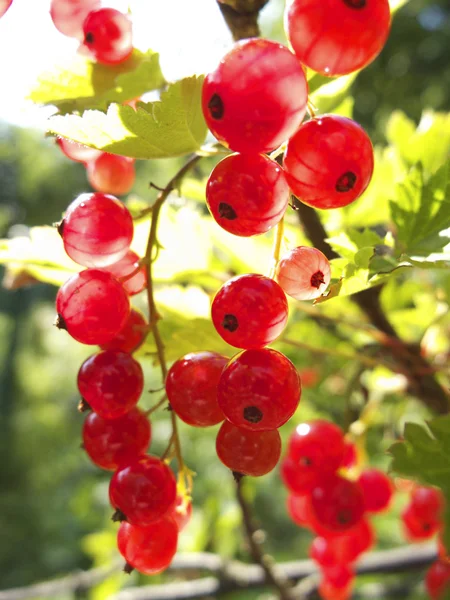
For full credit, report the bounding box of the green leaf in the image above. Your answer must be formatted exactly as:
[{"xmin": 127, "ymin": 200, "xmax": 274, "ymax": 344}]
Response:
[
  {"xmin": 47, "ymin": 76, "xmax": 208, "ymax": 159},
  {"xmin": 310, "ymin": 73, "xmax": 358, "ymax": 115},
  {"xmin": 30, "ymin": 49, "xmax": 164, "ymax": 114}
]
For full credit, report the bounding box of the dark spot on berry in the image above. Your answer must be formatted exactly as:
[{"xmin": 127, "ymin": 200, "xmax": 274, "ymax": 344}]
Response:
[
  {"xmin": 337, "ymin": 510, "xmax": 351, "ymax": 525},
  {"xmin": 123, "ymin": 562, "xmax": 134, "ymax": 575},
  {"xmin": 243, "ymin": 406, "xmax": 263, "ymax": 424},
  {"xmin": 336, "ymin": 171, "xmax": 357, "ymax": 192},
  {"xmin": 300, "ymin": 456, "xmax": 313, "ymax": 467},
  {"xmin": 218, "ymin": 202, "xmax": 237, "ymax": 220},
  {"xmin": 54, "ymin": 313, "xmax": 67, "ymax": 330},
  {"xmin": 208, "ymin": 94, "xmax": 224, "ymax": 119},
  {"xmin": 343, "ymin": 0, "xmax": 366, "ymax": 8},
  {"xmin": 311, "ymin": 270, "xmax": 326, "ymax": 289},
  {"xmin": 85, "ymin": 32, "xmax": 94, "ymax": 44},
  {"xmin": 223, "ymin": 314, "xmax": 238, "ymax": 332}
]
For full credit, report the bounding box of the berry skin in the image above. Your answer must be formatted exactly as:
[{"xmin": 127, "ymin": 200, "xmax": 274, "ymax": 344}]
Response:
[
  {"xmin": 425, "ymin": 560, "xmax": 450, "ymax": 599},
  {"xmin": 323, "ymin": 563, "xmax": 354, "ymax": 590},
  {"xmin": 283, "ymin": 115, "xmax": 374, "ymax": 210},
  {"xmin": 318, "ymin": 579, "xmax": 352, "ymax": 600},
  {"xmin": 169, "ymin": 495, "xmax": 193, "ymax": 531},
  {"xmin": 99, "ymin": 250, "xmax": 147, "ymax": 296},
  {"xmin": 285, "ymin": 0, "xmax": 391, "ymax": 76},
  {"xmin": 202, "ymin": 38, "xmax": 308, "ymax": 154},
  {"xmin": 82, "ymin": 8, "xmax": 133, "ymax": 65},
  {"xmin": 410, "ymin": 486, "xmax": 444, "ymax": 522},
  {"xmin": 100, "ymin": 308, "xmax": 148, "ymax": 353},
  {"xmin": 276, "ymin": 247, "xmax": 331, "ymax": 301},
  {"xmin": 358, "ymin": 468, "xmax": 393, "ymax": 513},
  {"xmin": 286, "ymin": 494, "xmax": 312, "ymax": 528},
  {"xmin": 211, "ymin": 274, "xmax": 288, "ymax": 349},
  {"xmin": 217, "ymin": 348, "xmax": 301, "ymax": 431},
  {"xmin": 117, "ymin": 518, "xmax": 178, "ymax": 575},
  {"xmin": 310, "ymin": 474, "xmax": 365, "ymax": 534},
  {"xmin": 77, "ymin": 351, "xmax": 144, "ymax": 419},
  {"xmin": 206, "ymin": 153, "xmax": 290, "ymax": 237},
  {"xmin": 82, "ymin": 408, "xmax": 151, "ymax": 470},
  {"xmin": 58, "ymin": 192, "xmax": 134, "ymax": 268},
  {"xmin": 326, "ymin": 519, "xmax": 375, "ymax": 564},
  {"xmin": 55, "ymin": 270, "xmax": 130, "ymax": 345},
  {"xmin": 110, "ymin": 455, "xmax": 177, "ymax": 525},
  {"xmin": 50, "ymin": 0, "xmax": 100, "ymax": 39},
  {"xmin": 87, "ymin": 153, "xmax": 136, "ymax": 196},
  {"xmin": 341, "ymin": 440, "xmax": 357, "ymax": 469},
  {"xmin": 216, "ymin": 421, "xmax": 281, "ymax": 477},
  {"xmin": 166, "ymin": 352, "xmax": 228, "ymax": 427},
  {"xmin": 401, "ymin": 504, "xmax": 441, "ymax": 541},
  {"xmin": 56, "ymin": 137, "xmax": 101, "ymax": 163}
]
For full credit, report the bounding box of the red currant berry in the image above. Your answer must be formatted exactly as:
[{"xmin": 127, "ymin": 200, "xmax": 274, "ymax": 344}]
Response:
[
  {"xmin": 110, "ymin": 455, "xmax": 177, "ymax": 525},
  {"xmin": 318, "ymin": 580, "xmax": 352, "ymax": 600},
  {"xmin": 286, "ymin": 494, "xmax": 312, "ymax": 529},
  {"xmin": 87, "ymin": 153, "xmax": 136, "ymax": 196},
  {"xmin": 285, "ymin": 0, "xmax": 391, "ymax": 76},
  {"xmin": 310, "ymin": 474, "xmax": 365, "ymax": 534},
  {"xmin": 202, "ymin": 38, "xmax": 308, "ymax": 154},
  {"xmin": 166, "ymin": 352, "xmax": 228, "ymax": 427},
  {"xmin": 298, "ymin": 367, "xmax": 319, "ymax": 388},
  {"xmin": 82, "ymin": 8, "xmax": 133, "ymax": 65},
  {"xmin": 218, "ymin": 348, "xmax": 301, "ymax": 431},
  {"xmin": 310, "ymin": 537, "xmax": 337, "ymax": 568},
  {"xmin": 50, "ymin": 0, "xmax": 100, "ymax": 39},
  {"xmin": 283, "ymin": 115, "xmax": 374, "ymax": 210},
  {"xmin": 426, "ymin": 560, "xmax": 450, "ymax": 599},
  {"xmin": 410, "ymin": 486, "xmax": 445, "ymax": 522},
  {"xmin": 211, "ymin": 274, "xmax": 288, "ymax": 349},
  {"xmin": 169, "ymin": 495, "xmax": 193, "ymax": 531},
  {"xmin": 77, "ymin": 351, "xmax": 143, "ymax": 419},
  {"xmin": 58, "ymin": 192, "xmax": 134, "ymax": 268},
  {"xmin": 276, "ymin": 247, "xmax": 331, "ymax": 301},
  {"xmin": 327, "ymin": 519, "xmax": 375, "ymax": 563},
  {"xmin": 0, "ymin": 0, "xmax": 12, "ymax": 18},
  {"xmin": 358, "ymin": 468, "xmax": 393, "ymax": 513},
  {"xmin": 82, "ymin": 408, "xmax": 151, "ymax": 470},
  {"xmin": 117, "ymin": 518, "xmax": 178, "ymax": 575},
  {"xmin": 55, "ymin": 270, "xmax": 130, "ymax": 345},
  {"xmin": 205, "ymin": 153, "xmax": 290, "ymax": 237},
  {"xmin": 100, "ymin": 308, "xmax": 148, "ymax": 353},
  {"xmin": 56, "ymin": 137, "xmax": 101, "ymax": 163},
  {"xmin": 341, "ymin": 440, "xmax": 357, "ymax": 469},
  {"xmin": 216, "ymin": 421, "xmax": 281, "ymax": 477},
  {"xmin": 401, "ymin": 504, "xmax": 441, "ymax": 541},
  {"xmin": 323, "ymin": 563, "xmax": 354, "ymax": 590},
  {"xmin": 99, "ymin": 250, "xmax": 147, "ymax": 296}
]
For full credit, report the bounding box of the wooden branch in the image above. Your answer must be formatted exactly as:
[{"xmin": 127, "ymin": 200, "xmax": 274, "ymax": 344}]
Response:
[{"xmin": 216, "ymin": 0, "xmax": 269, "ymax": 41}]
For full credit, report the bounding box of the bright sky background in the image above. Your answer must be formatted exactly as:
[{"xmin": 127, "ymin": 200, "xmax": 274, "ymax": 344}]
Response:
[{"xmin": 0, "ymin": 0, "xmax": 280, "ymax": 129}]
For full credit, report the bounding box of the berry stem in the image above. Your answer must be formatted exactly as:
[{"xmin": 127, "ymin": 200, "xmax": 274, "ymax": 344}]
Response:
[{"xmin": 268, "ymin": 217, "xmax": 284, "ymax": 279}]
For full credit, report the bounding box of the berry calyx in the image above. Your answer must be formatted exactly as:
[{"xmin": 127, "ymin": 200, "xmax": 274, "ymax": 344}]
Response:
[
  {"xmin": 100, "ymin": 308, "xmax": 148, "ymax": 353},
  {"xmin": 358, "ymin": 468, "xmax": 394, "ymax": 513},
  {"xmin": 217, "ymin": 348, "xmax": 301, "ymax": 431},
  {"xmin": 87, "ymin": 153, "xmax": 136, "ymax": 196},
  {"xmin": 82, "ymin": 8, "xmax": 133, "ymax": 65},
  {"xmin": 206, "ymin": 153, "xmax": 290, "ymax": 237},
  {"xmin": 99, "ymin": 250, "xmax": 147, "ymax": 296},
  {"xmin": 310, "ymin": 474, "xmax": 365, "ymax": 533},
  {"xmin": 211, "ymin": 274, "xmax": 288, "ymax": 349},
  {"xmin": 202, "ymin": 38, "xmax": 308, "ymax": 153}
]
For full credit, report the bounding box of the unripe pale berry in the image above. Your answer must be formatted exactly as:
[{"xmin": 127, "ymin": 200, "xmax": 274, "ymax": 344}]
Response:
[
  {"xmin": 56, "ymin": 137, "xmax": 101, "ymax": 163},
  {"xmin": 50, "ymin": 0, "xmax": 100, "ymax": 39},
  {"xmin": 276, "ymin": 247, "xmax": 331, "ymax": 301}
]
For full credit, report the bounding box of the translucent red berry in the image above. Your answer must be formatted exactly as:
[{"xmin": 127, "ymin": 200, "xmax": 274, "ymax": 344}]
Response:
[
  {"xmin": 218, "ymin": 348, "xmax": 301, "ymax": 431},
  {"xmin": 206, "ymin": 153, "xmax": 290, "ymax": 236},
  {"xmin": 100, "ymin": 250, "xmax": 147, "ymax": 296},
  {"xmin": 310, "ymin": 474, "xmax": 365, "ymax": 534},
  {"xmin": 117, "ymin": 518, "xmax": 178, "ymax": 575},
  {"xmin": 216, "ymin": 421, "xmax": 281, "ymax": 477},
  {"xmin": 55, "ymin": 270, "xmax": 130, "ymax": 345},
  {"xmin": 283, "ymin": 115, "xmax": 374, "ymax": 210},
  {"xmin": 87, "ymin": 153, "xmax": 136, "ymax": 196},
  {"xmin": 276, "ymin": 247, "xmax": 331, "ymax": 301},
  {"xmin": 82, "ymin": 8, "xmax": 133, "ymax": 65},
  {"xmin": 82, "ymin": 408, "xmax": 151, "ymax": 470},
  {"xmin": 56, "ymin": 137, "xmax": 101, "ymax": 163},
  {"xmin": 341, "ymin": 440, "xmax": 357, "ymax": 469},
  {"xmin": 318, "ymin": 580, "xmax": 352, "ymax": 600},
  {"xmin": 358, "ymin": 468, "xmax": 393, "ymax": 513},
  {"xmin": 285, "ymin": 0, "xmax": 391, "ymax": 76},
  {"xmin": 410, "ymin": 486, "xmax": 445, "ymax": 522},
  {"xmin": 202, "ymin": 38, "xmax": 308, "ymax": 153},
  {"xmin": 401, "ymin": 504, "xmax": 441, "ymax": 541},
  {"xmin": 327, "ymin": 519, "xmax": 375, "ymax": 564},
  {"xmin": 58, "ymin": 192, "xmax": 134, "ymax": 268},
  {"xmin": 166, "ymin": 352, "xmax": 228, "ymax": 427},
  {"xmin": 426, "ymin": 560, "xmax": 450, "ymax": 599},
  {"xmin": 77, "ymin": 351, "xmax": 143, "ymax": 419},
  {"xmin": 323, "ymin": 563, "xmax": 354, "ymax": 590},
  {"xmin": 310, "ymin": 536, "xmax": 337, "ymax": 568},
  {"xmin": 50, "ymin": 0, "xmax": 100, "ymax": 39},
  {"xmin": 286, "ymin": 494, "xmax": 312, "ymax": 528},
  {"xmin": 100, "ymin": 308, "xmax": 148, "ymax": 353},
  {"xmin": 169, "ymin": 495, "xmax": 192, "ymax": 531},
  {"xmin": 211, "ymin": 274, "xmax": 288, "ymax": 349}
]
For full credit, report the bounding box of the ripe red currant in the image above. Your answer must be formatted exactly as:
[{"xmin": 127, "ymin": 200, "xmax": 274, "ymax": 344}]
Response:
[
  {"xmin": 169, "ymin": 495, "xmax": 193, "ymax": 531},
  {"xmin": 276, "ymin": 247, "xmax": 331, "ymax": 301},
  {"xmin": 82, "ymin": 8, "xmax": 133, "ymax": 65},
  {"xmin": 202, "ymin": 38, "xmax": 308, "ymax": 154},
  {"xmin": 217, "ymin": 348, "xmax": 301, "ymax": 431},
  {"xmin": 327, "ymin": 519, "xmax": 374, "ymax": 563},
  {"xmin": 318, "ymin": 580, "xmax": 352, "ymax": 600},
  {"xmin": 401, "ymin": 504, "xmax": 441, "ymax": 541},
  {"xmin": 341, "ymin": 440, "xmax": 357, "ymax": 469},
  {"xmin": 55, "ymin": 270, "xmax": 130, "ymax": 345},
  {"xmin": 82, "ymin": 408, "xmax": 151, "ymax": 470},
  {"xmin": 100, "ymin": 308, "xmax": 148, "ymax": 353},
  {"xmin": 410, "ymin": 486, "xmax": 444, "ymax": 522},
  {"xmin": 166, "ymin": 352, "xmax": 228, "ymax": 427},
  {"xmin": 77, "ymin": 351, "xmax": 144, "ymax": 419},
  {"xmin": 286, "ymin": 494, "xmax": 312, "ymax": 529},
  {"xmin": 216, "ymin": 421, "xmax": 281, "ymax": 477},
  {"xmin": 211, "ymin": 274, "xmax": 288, "ymax": 349},
  {"xmin": 99, "ymin": 250, "xmax": 147, "ymax": 296},
  {"xmin": 109, "ymin": 455, "xmax": 177, "ymax": 525},
  {"xmin": 56, "ymin": 137, "xmax": 101, "ymax": 163},
  {"xmin": 425, "ymin": 560, "xmax": 450, "ymax": 599},
  {"xmin": 310, "ymin": 536, "xmax": 337, "ymax": 568},
  {"xmin": 323, "ymin": 563, "xmax": 354, "ymax": 590},
  {"xmin": 285, "ymin": 0, "xmax": 391, "ymax": 76},
  {"xmin": 50, "ymin": 0, "xmax": 100, "ymax": 39},
  {"xmin": 206, "ymin": 153, "xmax": 290, "ymax": 237},
  {"xmin": 58, "ymin": 192, "xmax": 134, "ymax": 268},
  {"xmin": 310, "ymin": 474, "xmax": 365, "ymax": 534},
  {"xmin": 87, "ymin": 153, "xmax": 136, "ymax": 196},
  {"xmin": 358, "ymin": 468, "xmax": 393, "ymax": 513},
  {"xmin": 117, "ymin": 518, "xmax": 178, "ymax": 575},
  {"xmin": 283, "ymin": 115, "xmax": 374, "ymax": 210}
]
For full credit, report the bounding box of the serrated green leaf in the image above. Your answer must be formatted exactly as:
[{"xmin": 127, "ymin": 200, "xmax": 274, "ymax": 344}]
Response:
[
  {"xmin": 47, "ymin": 76, "xmax": 207, "ymax": 159},
  {"xmin": 310, "ymin": 73, "xmax": 358, "ymax": 115},
  {"xmin": 30, "ymin": 49, "xmax": 164, "ymax": 114}
]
